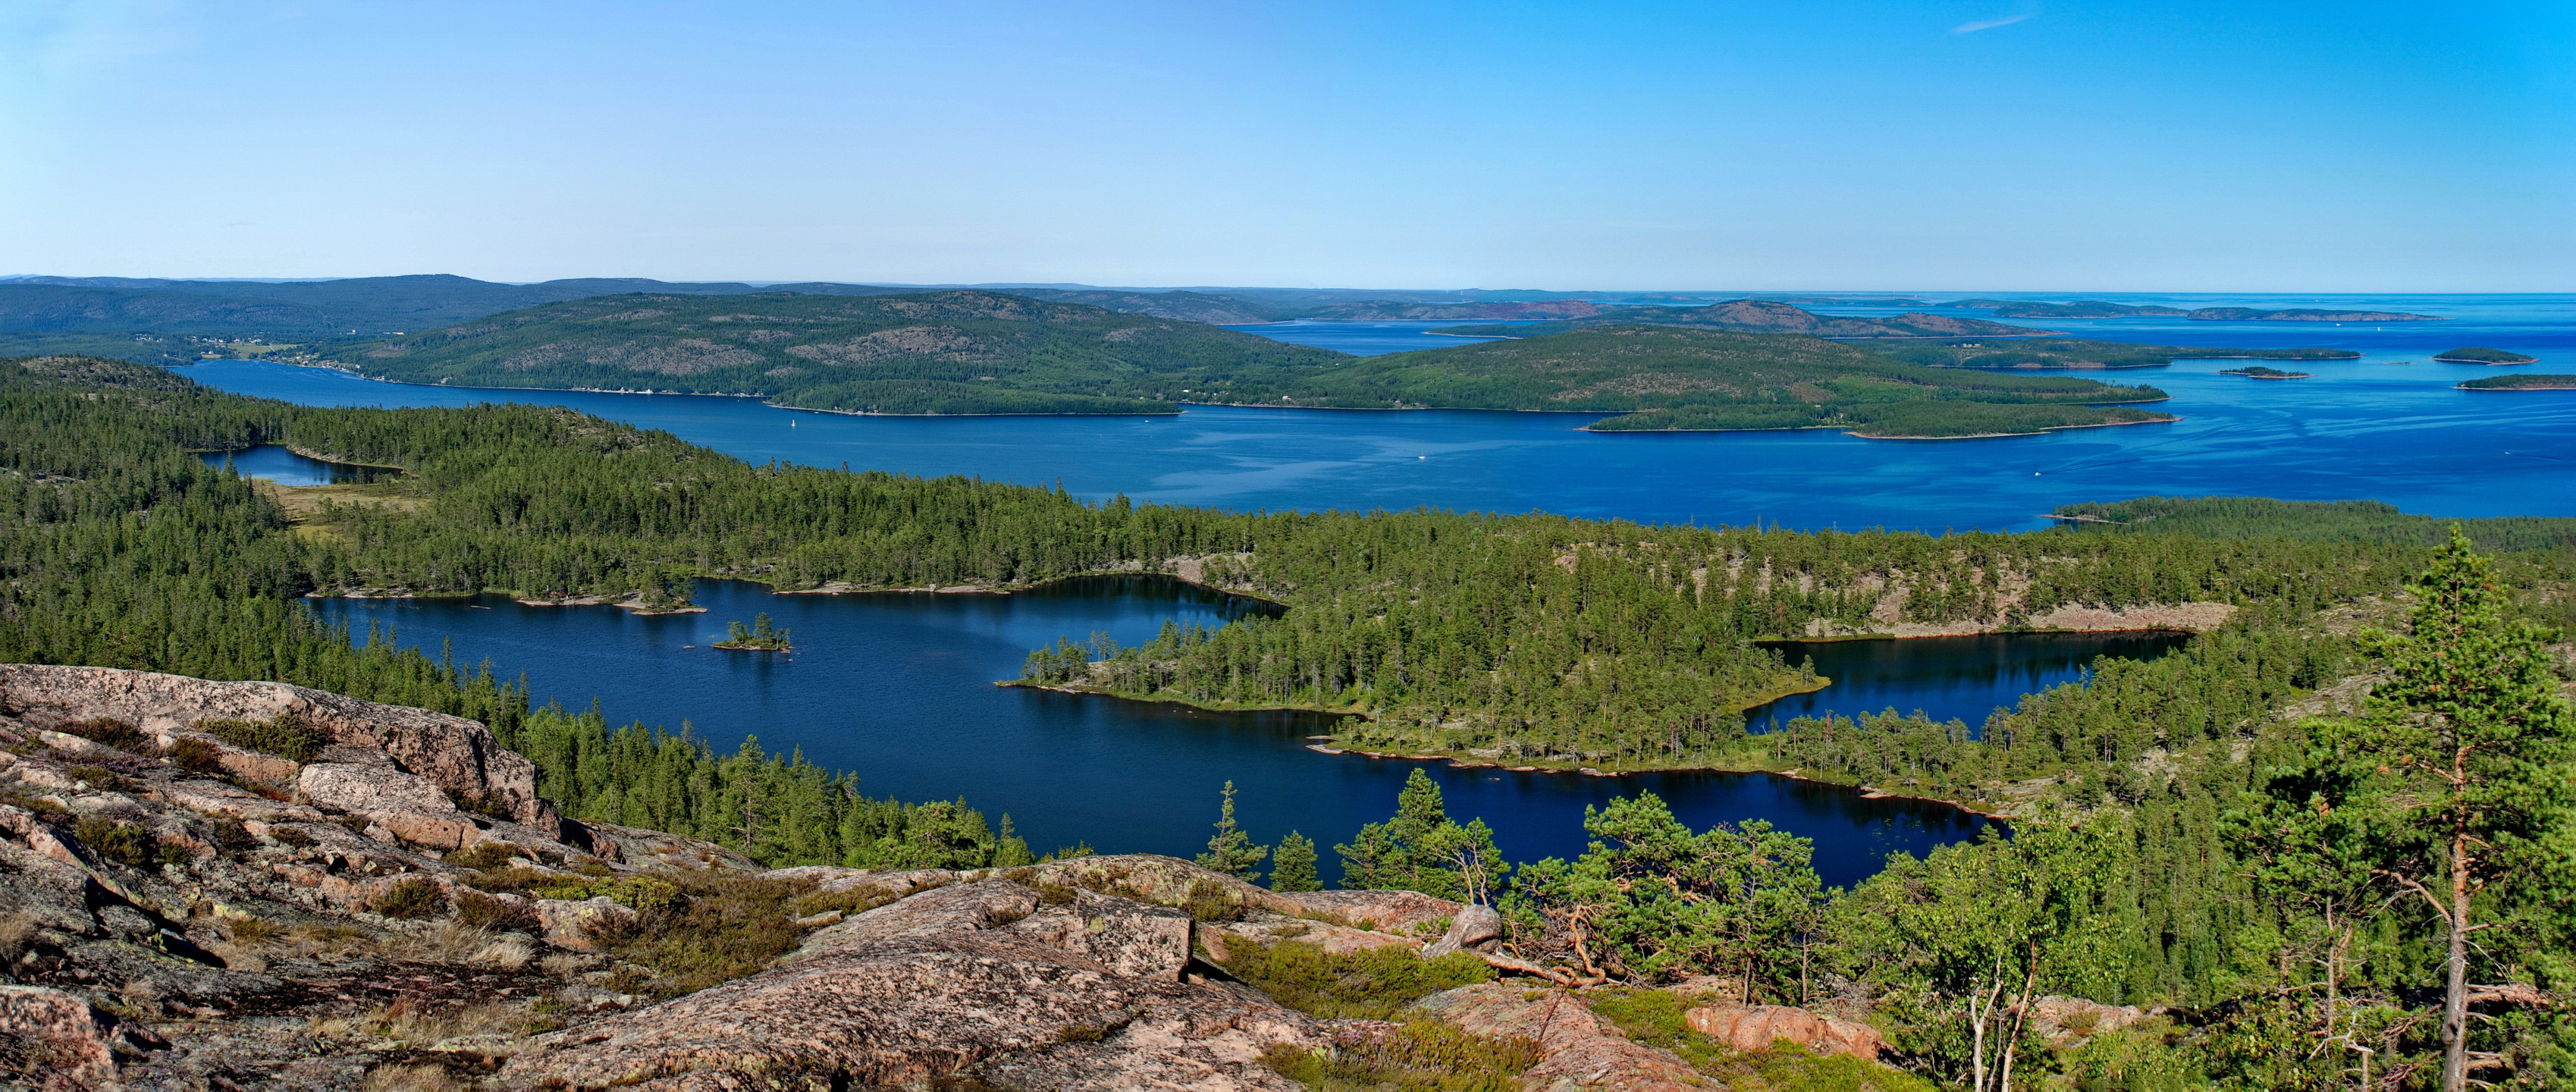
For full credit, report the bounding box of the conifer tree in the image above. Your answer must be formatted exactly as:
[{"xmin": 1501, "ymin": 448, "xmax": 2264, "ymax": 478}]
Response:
[
  {"xmin": 1195, "ymin": 780, "xmax": 1267, "ymax": 880},
  {"xmin": 2284, "ymin": 532, "xmax": 2573, "ymax": 1092},
  {"xmin": 1269, "ymin": 832, "xmax": 1320, "ymax": 892}
]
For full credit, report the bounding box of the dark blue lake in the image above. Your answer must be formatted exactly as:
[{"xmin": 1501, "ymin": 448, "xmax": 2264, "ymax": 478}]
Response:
[
  {"xmin": 306, "ymin": 576, "xmax": 2050, "ymax": 889},
  {"xmin": 201, "ymin": 445, "xmax": 393, "ymax": 486}
]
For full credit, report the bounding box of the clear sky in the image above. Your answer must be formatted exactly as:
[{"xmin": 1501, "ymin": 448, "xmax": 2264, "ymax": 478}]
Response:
[{"xmin": 3, "ymin": 1, "xmax": 2568, "ymax": 290}]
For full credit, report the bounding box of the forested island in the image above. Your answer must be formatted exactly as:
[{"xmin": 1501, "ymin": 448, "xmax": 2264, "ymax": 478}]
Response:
[
  {"xmin": 2458, "ymin": 373, "xmax": 2576, "ymax": 391},
  {"xmin": 2217, "ymin": 365, "xmax": 2311, "ymax": 378},
  {"xmin": 1432, "ymin": 299, "xmax": 2045, "ymax": 338},
  {"xmin": 2184, "ymin": 306, "xmax": 2443, "ymax": 322},
  {"xmin": 1877, "ymin": 337, "xmax": 2355, "ymax": 370},
  {"xmin": 3, "ymin": 353, "xmax": 2572, "ymax": 1089},
  {"xmin": 2436, "ymin": 346, "xmax": 2540, "ymax": 364},
  {"xmin": 1935, "ymin": 299, "xmax": 2189, "ymax": 318},
  {"xmin": 289, "ymin": 295, "xmax": 2175, "ymax": 437}
]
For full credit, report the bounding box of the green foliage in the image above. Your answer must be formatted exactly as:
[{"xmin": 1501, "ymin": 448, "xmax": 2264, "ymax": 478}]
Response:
[
  {"xmin": 1257, "ymin": 1021, "xmax": 1539, "ymax": 1092},
  {"xmin": 2432, "ymin": 347, "xmax": 2538, "ymax": 363},
  {"xmin": 1270, "ymin": 831, "xmax": 1322, "ymax": 892},
  {"xmin": 1213, "ymin": 937, "xmax": 1494, "ymax": 1020},
  {"xmin": 196, "ymin": 713, "xmax": 331, "ymax": 763},
  {"xmin": 1194, "ymin": 780, "xmax": 1267, "ymax": 880},
  {"xmin": 55, "ymin": 717, "xmax": 150, "ymax": 753},
  {"xmin": 1586, "ymin": 988, "xmax": 1937, "ymax": 1091},
  {"xmin": 331, "ymin": 290, "xmax": 1339, "ymax": 416},
  {"xmin": 2247, "ymin": 533, "xmax": 2574, "ymax": 1090},
  {"xmin": 1511, "ymin": 794, "xmax": 1825, "ymax": 994},
  {"xmin": 441, "ymin": 841, "xmax": 517, "ymax": 871},
  {"xmin": 373, "ymin": 877, "xmax": 449, "ymax": 919},
  {"xmin": 1834, "ymin": 819, "xmax": 2146, "ymax": 1091},
  {"xmin": 1879, "ymin": 337, "xmax": 2353, "ymax": 370},
  {"xmin": 166, "ymin": 737, "xmax": 225, "ymax": 775},
  {"xmin": 73, "ymin": 816, "xmax": 158, "ymax": 868},
  {"xmin": 453, "ymin": 890, "xmax": 542, "ymax": 934},
  {"xmin": 717, "ymin": 613, "xmax": 791, "ymax": 650},
  {"xmin": 577, "ymin": 869, "xmax": 812, "ymax": 997},
  {"xmin": 2458, "ymin": 372, "xmax": 2576, "ymax": 390},
  {"xmin": 2051, "ymin": 495, "xmax": 2576, "ymax": 554},
  {"xmin": 1336, "ymin": 770, "xmax": 1504, "ymax": 902}
]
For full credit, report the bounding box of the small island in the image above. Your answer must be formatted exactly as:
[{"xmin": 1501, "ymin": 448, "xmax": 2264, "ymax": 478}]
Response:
[
  {"xmin": 714, "ymin": 613, "xmax": 795, "ymax": 651},
  {"xmin": 2456, "ymin": 374, "xmax": 2576, "ymax": 391},
  {"xmin": 2218, "ymin": 366, "xmax": 2311, "ymax": 380},
  {"xmin": 2433, "ymin": 347, "xmax": 2539, "ymax": 365}
]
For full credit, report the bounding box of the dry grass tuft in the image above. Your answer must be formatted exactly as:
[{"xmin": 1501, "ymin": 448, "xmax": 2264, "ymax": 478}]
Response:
[
  {"xmin": 362, "ymin": 1063, "xmax": 466, "ymax": 1092},
  {"xmin": 0, "ymin": 912, "xmax": 36, "ymax": 965}
]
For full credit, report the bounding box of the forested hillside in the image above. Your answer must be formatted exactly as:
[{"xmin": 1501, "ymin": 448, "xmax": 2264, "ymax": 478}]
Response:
[
  {"xmin": 328, "ymin": 289, "xmax": 1345, "ymax": 415},
  {"xmin": 1432, "ymin": 299, "xmax": 2044, "ymax": 338},
  {"xmin": 4, "ymin": 353, "xmax": 2569, "ymax": 1087}
]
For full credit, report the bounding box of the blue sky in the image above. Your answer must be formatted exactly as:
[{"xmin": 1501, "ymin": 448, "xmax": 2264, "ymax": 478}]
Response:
[{"xmin": 2, "ymin": 1, "xmax": 2568, "ymax": 290}]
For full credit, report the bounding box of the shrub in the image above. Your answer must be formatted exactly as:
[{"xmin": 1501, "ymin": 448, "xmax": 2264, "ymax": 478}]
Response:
[
  {"xmin": 196, "ymin": 713, "xmax": 329, "ymax": 763},
  {"xmin": 1259, "ymin": 1021, "xmax": 1539, "ymax": 1092},
  {"xmin": 1216, "ymin": 938, "xmax": 1494, "ymax": 1020},
  {"xmin": 443, "ymin": 841, "xmax": 516, "ymax": 871},
  {"xmin": 454, "ymin": 891, "xmax": 543, "ymax": 934},
  {"xmin": 156, "ymin": 841, "xmax": 195, "ymax": 868},
  {"xmin": 270, "ymin": 827, "xmax": 319, "ymax": 848},
  {"xmin": 168, "ymin": 737, "xmax": 226, "ymax": 775},
  {"xmin": 73, "ymin": 816, "xmax": 158, "ymax": 868},
  {"xmin": 210, "ymin": 818, "xmax": 260, "ymax": 852},
  {"xmin": 375, "ymin": 877, "xmax": 449, "ymax": 920},
  {"xmin": 589, "ymin": 870, "xmax": 811, "ymax": 997},
  {"xmin": 66, "ymin": 765, "xmax": 123, "ymax": 791},
  {"xmin": 56, "ymin": 717, "xmax": 151, "ymax": 754}
]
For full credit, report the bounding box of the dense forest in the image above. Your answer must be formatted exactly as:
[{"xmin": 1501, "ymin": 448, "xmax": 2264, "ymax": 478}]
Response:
[
  {"xmin": 1423, "ymin": 299, "xmax": 2038, "ymax": 338},
  {"xmin": 3, "ymin": 353, "xmax": 2568, "ymax": 1087},
  {"xmin": 306, "ymin": 293, "xmax": 2179, "ymax": 435}
]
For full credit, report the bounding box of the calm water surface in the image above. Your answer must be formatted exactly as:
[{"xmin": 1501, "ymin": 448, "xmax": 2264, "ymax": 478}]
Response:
[
  {"xmin": 182, "ymin": 293, "xmax": 2575, "ymax": 531},
  {"xmin": 309, "ymin": 577, "xmax": 2040, "ymax": 887},
  {"xmin": 178, "ymin": 293, "xmax": 2571, "ymax": 881}
]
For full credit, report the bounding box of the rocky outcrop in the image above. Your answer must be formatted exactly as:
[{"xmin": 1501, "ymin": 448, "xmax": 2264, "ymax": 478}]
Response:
[
  {"xmin": 1414, "ymin": 984, "xmax": 1705, "ymax": 1091},
  {"xmin": 500, "ymin": 878, "xmax": 1322, "ymax": 1090},
  {"xmin": 1686, "ymin": 1004, "xmax": 1885, "ymax": 1059},
  {"xmin": 0, "ymin": 985, "xmax": 168, "ymax": 1090},
  {"xmin": 0, "ymin": 664, "xmax": 560, "ymax": 836}
]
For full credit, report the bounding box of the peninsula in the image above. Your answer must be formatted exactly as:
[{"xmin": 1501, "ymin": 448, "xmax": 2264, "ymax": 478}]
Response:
[
  {"xmin": 2434, "ymin": 346, "xmax": 2540, "ymax": 364},
  {"xmin": 1936, "ymin": 298, "xmax": 2188, "ymax": 318}
]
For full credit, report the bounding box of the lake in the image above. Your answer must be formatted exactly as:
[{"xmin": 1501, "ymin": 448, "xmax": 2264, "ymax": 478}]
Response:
[
  {"xmin": 172, "ymin": 292, "xmax": 2570, "ymax": 883},
  {"xmin": 293, "ymin": 575, "xmax": 2111, "ymax": 889},
  {"xmin": 180, "ymin": 293, "xmax": 2575, "ymax": 531}
]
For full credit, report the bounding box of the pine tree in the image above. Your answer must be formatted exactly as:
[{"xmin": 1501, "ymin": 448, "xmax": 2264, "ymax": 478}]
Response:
[
  {"xmin": 2284, "ymin": 532, "xmax": 2572, "ymax": 1092},
  {"xmin": 1194, "ymin": 780, "xmax": 1267, "ymax": 880},
  {"xmin": 1269, "ymin": 832, "xmax": 1320, "ymax": 892}
]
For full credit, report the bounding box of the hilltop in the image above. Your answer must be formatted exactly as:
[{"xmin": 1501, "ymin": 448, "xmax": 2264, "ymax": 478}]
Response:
[
  {"xmin": 328, "ymin": 290, "xmax": 1347, "ymax": 416},
  {"xmin": 1435, "ymin": 299, "xmax": 2046, "ymax": 339},
  {"xmin": 1278, "ymin": 325, "xmax": 2174, "ymax": 438}
]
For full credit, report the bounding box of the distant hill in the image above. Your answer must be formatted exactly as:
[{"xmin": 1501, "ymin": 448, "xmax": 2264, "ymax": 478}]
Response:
[
  {"xmin": 1302, "ymin": 300, "xmax": 1605, "ymax": 322},
  {"xmin": 2185, "ymin": 307, "xmax": 2442, "ymax": 322},
  {"xmin": 1937, "ymin": 299, "xmax": 2189, "ymax": 318},
  {"xmin": 0, "ymin": 284, "xmax": 340, "ymax": 334},
  {"xmin": 325, "ymin": 290, "xmax": 1347, "ymax": 416},
  {"xmin": 1878, "ymin": 338, "xmax": 2358, "ymax": 369},
  {"xmin": 1435, "ymin": 300, "xmax": 2047, "ymax": 339},
  {"xmin": 999, "ymin": 289, "xmax": 1290, "ymax": 325},
  {"xmin": 1275, "ymin": 325, "xmax": 2173, "ymax": 438}
]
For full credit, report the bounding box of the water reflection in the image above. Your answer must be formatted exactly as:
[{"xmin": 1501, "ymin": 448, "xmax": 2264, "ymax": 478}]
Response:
[{"xmin": 203, "ymin": 444, "xmax": 396, "ymax": 486}]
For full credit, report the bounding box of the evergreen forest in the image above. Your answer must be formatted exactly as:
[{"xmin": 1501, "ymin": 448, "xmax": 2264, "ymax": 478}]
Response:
[{"xmin": 3, "ymin": 353, "xmax": 2570, "ymax": 1087}]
